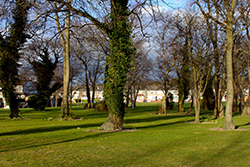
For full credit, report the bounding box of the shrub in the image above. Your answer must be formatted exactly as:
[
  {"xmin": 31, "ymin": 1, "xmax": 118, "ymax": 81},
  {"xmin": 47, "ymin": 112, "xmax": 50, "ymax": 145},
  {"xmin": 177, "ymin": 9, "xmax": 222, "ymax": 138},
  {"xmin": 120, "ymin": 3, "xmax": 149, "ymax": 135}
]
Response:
[{"xmin": 28, "ymin": 95, "xmax": 48, "ymax": 111}]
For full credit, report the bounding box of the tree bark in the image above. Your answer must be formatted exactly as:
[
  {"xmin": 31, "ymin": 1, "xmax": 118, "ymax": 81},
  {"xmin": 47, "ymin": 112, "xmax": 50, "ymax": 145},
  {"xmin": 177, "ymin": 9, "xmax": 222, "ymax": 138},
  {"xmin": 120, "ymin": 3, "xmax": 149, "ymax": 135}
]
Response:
[
  {"xmin": 194, "ymin": 96, "xmax": 200, "ymax": 123},
  {"xmin": 224, "ymin": 0, "xmax": 236, "ymax": 130},
  {"xmin": 55, "ymin": 93, "xmax": 58, "ymax": 107},
  {"xmin": 55, "ymin": 1, "xmax": 71, "ymax": 117},
  {"xmin": 159, "ymin": 92, "xmax": 167, "ymax": 114}
]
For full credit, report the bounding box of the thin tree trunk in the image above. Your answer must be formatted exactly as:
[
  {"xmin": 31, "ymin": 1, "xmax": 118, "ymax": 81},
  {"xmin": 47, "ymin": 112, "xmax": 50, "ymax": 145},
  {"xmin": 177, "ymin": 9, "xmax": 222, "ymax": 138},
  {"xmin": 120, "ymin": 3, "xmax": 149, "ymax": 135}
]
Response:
[
  {"xmin": 55, "ymin": 93, "xmax": 58, "ymax": 107},
  {"xmin": 125, "ymin": 86, "xmax": 130, "ymax": 108},
  {"xmin": 131, "ymin": 88, "xmax": 134, "ymax": 109},
  {"xmin": 91, "ymin": 86, "xmax": 95, "ymax": 108},
  {"xmin": 186, "ymin": 95, "xmax": 193, "ymax": 115},
  {"xmin": 218, "ymin": 68, "xmax": 226, "ymax": 118},
  {"xmin": 84, "ymin": 68, "xmax": 91, "ymax": 108}
]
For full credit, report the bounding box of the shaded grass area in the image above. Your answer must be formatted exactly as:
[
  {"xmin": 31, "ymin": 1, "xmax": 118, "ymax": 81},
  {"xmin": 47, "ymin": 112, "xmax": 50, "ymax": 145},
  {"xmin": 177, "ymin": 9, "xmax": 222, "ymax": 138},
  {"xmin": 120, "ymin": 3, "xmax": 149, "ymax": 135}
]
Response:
[{"xmin": 0, "ymin": 102, "xmax": 250, "ymax": 167}]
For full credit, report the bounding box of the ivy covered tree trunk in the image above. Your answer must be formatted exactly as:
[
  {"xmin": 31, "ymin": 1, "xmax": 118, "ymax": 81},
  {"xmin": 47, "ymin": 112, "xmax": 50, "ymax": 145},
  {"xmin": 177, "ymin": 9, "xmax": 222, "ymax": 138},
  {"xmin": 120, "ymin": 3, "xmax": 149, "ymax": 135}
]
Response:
[
  {"xmin": 0, "ymin": 0, "xmax": 29, "ymax": 118},
  {"xmin": 100, "ymin": 0, "xmax": 135, "ymax": 131}
]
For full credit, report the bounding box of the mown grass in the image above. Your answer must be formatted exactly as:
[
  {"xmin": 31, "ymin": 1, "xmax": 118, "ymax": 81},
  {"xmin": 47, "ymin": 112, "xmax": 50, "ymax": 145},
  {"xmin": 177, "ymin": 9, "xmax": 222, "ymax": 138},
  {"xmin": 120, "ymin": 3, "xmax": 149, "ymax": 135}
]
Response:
[{"xmin": 0, "ymin": 102, "xmax": 250, "ymax": 167}]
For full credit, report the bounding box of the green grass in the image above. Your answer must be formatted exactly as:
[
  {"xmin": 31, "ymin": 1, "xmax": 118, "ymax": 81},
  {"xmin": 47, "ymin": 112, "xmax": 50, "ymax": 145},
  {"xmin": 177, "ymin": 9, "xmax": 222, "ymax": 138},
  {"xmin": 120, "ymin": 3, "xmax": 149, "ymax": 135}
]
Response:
[{"xmin": 0, "ymin": 103, "xmax": 250, "ymax": 167}]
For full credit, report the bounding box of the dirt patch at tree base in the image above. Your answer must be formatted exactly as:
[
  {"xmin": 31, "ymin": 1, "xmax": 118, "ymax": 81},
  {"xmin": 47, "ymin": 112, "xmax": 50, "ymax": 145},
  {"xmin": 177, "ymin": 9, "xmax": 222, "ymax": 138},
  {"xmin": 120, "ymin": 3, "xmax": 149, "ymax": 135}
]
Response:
[{"xmin": 84, "ymin": 129, "xmax": 138, "ymax": 133}]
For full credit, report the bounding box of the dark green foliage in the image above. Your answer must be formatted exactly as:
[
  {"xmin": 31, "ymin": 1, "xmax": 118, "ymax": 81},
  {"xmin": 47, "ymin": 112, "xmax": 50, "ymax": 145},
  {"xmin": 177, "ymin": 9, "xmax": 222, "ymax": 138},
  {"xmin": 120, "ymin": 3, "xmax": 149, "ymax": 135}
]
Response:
[
  {"xmin": 0, "ymin": 0, "xmax": 30, "ymax": 118},
  {"xmin": 202, "ymin": 75, "xmax": 215, "ymax": 110},
  {"xmin": 29, "ymin": 47, "xmax": 61, "ymax": 111},
  {"xmin": 167, "ymin": 92, "xmax": 174, "ymax": 110},
  {"xmin": 28, "ymin": 95, "xmax": 48, "ymax": 111},
  {"xmin": 178, "ymin": 35, "xmax": 190, "ymax": 112}
]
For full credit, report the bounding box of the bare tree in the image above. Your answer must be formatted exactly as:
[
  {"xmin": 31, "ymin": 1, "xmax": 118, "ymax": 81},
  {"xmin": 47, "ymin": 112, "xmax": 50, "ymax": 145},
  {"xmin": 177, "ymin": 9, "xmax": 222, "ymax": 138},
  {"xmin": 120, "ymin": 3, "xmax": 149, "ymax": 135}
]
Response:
[
  {"xmin": 195, "ymin": 0, "xmax": 250, "ymax": 129},
  {"xmin": 71, "ymin": 24, "xmax": 107, "ymax": 109},
  {"xmin": 152, "ymin": 11, "xmax": 180, "ymax": 114}
]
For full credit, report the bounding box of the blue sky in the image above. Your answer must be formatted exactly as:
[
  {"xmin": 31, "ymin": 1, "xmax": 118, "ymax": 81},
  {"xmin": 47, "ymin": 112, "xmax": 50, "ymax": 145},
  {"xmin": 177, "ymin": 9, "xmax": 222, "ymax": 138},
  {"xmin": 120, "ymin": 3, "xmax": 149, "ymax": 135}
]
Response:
[{"xmin": 162, "ymin": 0, "xmax": 189, "ymax": 8}]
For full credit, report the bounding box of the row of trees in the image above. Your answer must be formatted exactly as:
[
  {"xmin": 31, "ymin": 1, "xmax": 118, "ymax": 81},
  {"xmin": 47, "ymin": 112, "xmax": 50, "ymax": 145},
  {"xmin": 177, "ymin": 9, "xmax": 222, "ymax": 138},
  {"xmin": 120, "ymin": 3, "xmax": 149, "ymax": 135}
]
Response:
[
  {"xmin": 0, "ymin": 0, "xmax": 250, "ymax": 130},
  {"xmin": 0, "ymin": 0, "xmax": 150, "ymax": 131},
  {"xmin": 151, "ymin": 0, "xmax": 250, "ymax": 130}
]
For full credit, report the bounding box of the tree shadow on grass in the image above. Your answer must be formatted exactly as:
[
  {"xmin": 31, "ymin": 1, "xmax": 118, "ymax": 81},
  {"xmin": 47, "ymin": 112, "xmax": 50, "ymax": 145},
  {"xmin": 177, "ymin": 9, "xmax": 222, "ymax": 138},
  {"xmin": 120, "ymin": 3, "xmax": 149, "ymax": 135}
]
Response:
[
  {"xmin": 0, "ymin": 132, "xmax": 108, "ymax": 153},
  {"xmin": 189, "ymin": 133, "xmax": 249, "ymax": 167},
  {"xmin": 0, "ymin": 123, "xmax": 102, "ymax": 137},
  {"xmin": 78, "ymin": 112, "xmax": 108, "ymax": 119},
  {"xmin": 125, "ymin": 114, "xmax": 194, "ymax": 124},
  {"xmin": 133, "ymin": 120, "xmax": 195, "ymax": 130},
  {"xmin": 235, "ymin": 122, "xmax": 250, "ymax": 129}
]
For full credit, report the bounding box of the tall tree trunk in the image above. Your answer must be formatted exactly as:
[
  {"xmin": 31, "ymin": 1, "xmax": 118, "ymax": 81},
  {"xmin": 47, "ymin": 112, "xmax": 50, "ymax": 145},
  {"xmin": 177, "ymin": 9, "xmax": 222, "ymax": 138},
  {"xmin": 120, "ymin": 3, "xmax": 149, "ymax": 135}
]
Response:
[
  {"xmin": 224, "ymin": 0, "xmax": 236, "ymax": 130},
  {"xmin": 91, "ymin": 86, "xmax": 96, "ymax": 108},
  {"xmin": 101, "ymin": 0, "xmax": 135, "ymax": 131},
  {"xmin": 55, "ymin": 1, "xmax": 71, "ymax": 117},
  {"xmin": 85, "ymin": 69, "xmax": 91, "ymax": 109}
]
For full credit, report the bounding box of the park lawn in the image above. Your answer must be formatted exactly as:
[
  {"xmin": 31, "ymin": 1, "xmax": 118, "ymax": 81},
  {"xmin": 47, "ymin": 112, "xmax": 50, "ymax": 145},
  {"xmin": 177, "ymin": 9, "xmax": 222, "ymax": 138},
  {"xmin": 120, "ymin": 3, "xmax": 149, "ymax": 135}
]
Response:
[{"xmin": 0, "ymin": 103, "xmax": 250, "ymax": 167}]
